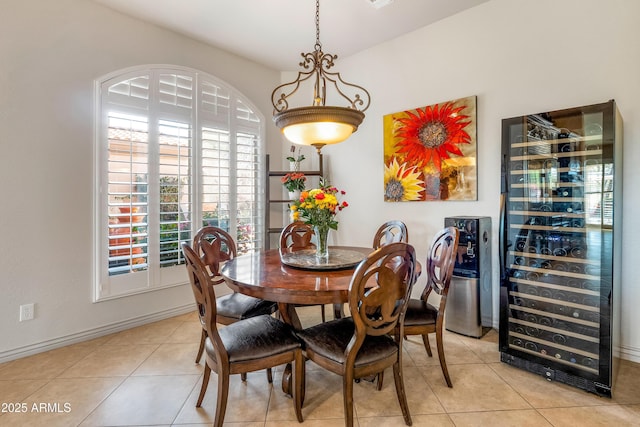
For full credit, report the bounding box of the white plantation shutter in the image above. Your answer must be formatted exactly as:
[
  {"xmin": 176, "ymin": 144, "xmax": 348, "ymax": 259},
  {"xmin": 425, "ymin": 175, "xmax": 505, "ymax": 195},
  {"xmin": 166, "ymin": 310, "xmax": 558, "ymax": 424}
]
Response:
[
  {"xmin": 234, "ymin": 99, "xmax": 263, "ymax": 252},
  {"xmin": 201, "ymin": 127, "xmax": 231, "ymax": 229},
  {"xmin": 95, "ymin": 66, "xmax": 264, "ymax": 301},
  {"xmin": 106, "ymin": 112, "xmax": 149, "ymax": 277},
  {"xmin": 236, "ymin": 130, "xmax": 261, "ymax": 252}
]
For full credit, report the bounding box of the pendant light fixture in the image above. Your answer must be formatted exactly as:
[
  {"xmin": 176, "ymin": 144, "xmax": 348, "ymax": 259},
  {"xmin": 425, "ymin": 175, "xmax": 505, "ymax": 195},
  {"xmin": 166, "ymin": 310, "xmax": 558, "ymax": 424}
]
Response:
[{"xmin": 271, "ymin": 0, "xmax": 371, "ymax": 153}]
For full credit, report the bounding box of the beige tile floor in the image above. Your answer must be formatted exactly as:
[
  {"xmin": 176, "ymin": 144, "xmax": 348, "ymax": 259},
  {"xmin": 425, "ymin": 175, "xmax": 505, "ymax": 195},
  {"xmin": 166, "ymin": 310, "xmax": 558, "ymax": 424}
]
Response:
[{"xmin": 1, "ymin": 308, "xmax": 639, "ymax": 426}]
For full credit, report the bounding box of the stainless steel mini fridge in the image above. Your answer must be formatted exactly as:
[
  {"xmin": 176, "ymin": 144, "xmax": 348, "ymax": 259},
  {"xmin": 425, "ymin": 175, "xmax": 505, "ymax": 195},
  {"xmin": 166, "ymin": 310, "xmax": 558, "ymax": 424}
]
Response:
[{"xmin": 499, "ymin": 100, "xmax": 622, "ymax": 397}]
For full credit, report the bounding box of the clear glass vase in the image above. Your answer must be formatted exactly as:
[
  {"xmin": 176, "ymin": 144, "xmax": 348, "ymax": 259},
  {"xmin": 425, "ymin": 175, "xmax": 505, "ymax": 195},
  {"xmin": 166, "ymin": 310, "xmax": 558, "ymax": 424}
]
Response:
[{"xmin": 314, "ymin": 224, "xmax": 330, "ymax": 261}]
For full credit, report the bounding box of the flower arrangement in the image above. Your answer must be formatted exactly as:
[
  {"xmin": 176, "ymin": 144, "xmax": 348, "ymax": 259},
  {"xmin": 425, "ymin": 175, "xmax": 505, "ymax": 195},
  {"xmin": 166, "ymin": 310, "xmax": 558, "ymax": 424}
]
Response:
[
  {"xmin": 281, "ymin": 172, "xmax": 307, "ymax": 192},
  {"xmin": 290, "ymin": 180, "xmax": 348, "ymax": 259},
  {"xmin": 290, "ymin": 182, "xmax": 348, "ymax": 229}
]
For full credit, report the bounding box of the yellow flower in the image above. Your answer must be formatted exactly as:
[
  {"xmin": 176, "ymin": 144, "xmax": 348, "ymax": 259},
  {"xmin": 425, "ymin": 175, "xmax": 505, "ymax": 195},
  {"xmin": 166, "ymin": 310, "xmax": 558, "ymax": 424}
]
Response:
[
  {"xmin": 289, "ymin": 179, "xmax": 348, "ymax": 231},
  {"xmin": 384, "ymin": 158, "xmax": 424, "ymax": 201}
]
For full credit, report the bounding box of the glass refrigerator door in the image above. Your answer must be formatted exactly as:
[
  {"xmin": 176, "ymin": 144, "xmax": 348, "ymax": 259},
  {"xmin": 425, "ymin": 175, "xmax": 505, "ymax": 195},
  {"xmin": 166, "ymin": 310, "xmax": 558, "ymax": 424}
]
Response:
[{"xmin": 501, "ymin": 101, "xmax": 615, "ymax": 392}]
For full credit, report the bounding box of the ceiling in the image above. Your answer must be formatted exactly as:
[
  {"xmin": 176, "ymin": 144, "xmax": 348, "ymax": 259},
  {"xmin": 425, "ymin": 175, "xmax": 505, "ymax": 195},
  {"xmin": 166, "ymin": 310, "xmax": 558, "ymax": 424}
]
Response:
[{"xmin": 92, "ymin": 0, "xmax": 489, "ymax": 70}]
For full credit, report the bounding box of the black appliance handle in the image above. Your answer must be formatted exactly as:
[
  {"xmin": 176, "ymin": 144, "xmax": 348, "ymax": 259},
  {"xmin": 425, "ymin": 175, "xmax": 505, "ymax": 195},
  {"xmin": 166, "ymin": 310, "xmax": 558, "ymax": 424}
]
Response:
[{"xmin": 499, "ymin": 192, "xmax": 509, "ymax": 283}]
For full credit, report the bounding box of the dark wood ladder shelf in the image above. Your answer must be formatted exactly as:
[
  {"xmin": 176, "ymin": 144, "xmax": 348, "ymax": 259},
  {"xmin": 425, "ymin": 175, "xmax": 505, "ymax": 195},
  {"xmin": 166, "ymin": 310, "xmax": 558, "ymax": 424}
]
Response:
[{"xmin": 264, "ymin": 152, "xmax": 323, "ymax": 249}]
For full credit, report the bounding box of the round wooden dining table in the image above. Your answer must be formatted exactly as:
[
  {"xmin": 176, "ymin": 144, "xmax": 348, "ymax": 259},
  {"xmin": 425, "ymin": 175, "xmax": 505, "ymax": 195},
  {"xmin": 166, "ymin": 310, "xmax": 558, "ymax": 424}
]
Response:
[
  {"xmin": 221, "ymin": 246, "xmax": 373, "ymax": 396},
  {"xmin": 220, "ymin": 246, "xmax": 372, "ymax": 330}
]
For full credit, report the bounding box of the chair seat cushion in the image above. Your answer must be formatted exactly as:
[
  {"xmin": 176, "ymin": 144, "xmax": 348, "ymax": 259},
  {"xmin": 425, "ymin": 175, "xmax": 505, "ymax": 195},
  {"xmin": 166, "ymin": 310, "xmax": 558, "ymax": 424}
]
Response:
[
  {"xmin": 403, "ymin": 298, "xmax": 437, "ymax": 327},
  {"xmin": 296, "ymin": 318, "xmax": 398, "ymax": 367},
  {"xmin": 216, "ymin": 292, "xmax": 277, "ymax": 320},
  {"xmin": 206, "ymin": 315, "xmax": 301, "ymax": 363}
]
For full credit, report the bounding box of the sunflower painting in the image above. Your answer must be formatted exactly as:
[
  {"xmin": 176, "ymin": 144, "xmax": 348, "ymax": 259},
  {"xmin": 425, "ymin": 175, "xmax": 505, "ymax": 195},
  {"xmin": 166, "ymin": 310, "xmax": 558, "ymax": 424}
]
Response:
[{"xmin": 383, "ymin": 96, "xmax": 477, "ymax": 201}]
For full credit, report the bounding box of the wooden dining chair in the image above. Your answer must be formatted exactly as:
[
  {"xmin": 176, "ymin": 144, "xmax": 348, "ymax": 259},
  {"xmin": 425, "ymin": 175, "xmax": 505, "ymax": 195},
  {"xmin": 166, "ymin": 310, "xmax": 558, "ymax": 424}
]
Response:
[
  {"xmin": 403, "ymin": 226, "xmax": 459, "ymax": 387},
  {"xmin": 370, "ymin": 220, "xmax": 409, "ymax": 389},
  {"xmin": 182, "ymin": 243, "xmax": 304, "ymax": 427},
  {"xmin": 373, "ymin": 220, "xmax": 408, "ymax": 249},
  {"xmin": 192, "ymin": 226, "xmax": 278, "ymax": 366},
  {"xmin": 296, "ymin": 242, "xmax": 418, "ymax": 427},
  {"xmin": 279, "ymin": 221, "xmax": 316, "ymax": 253},
  {"xmin": 279, "ymin": 221, "xmax": 331, "ymax": 322}
]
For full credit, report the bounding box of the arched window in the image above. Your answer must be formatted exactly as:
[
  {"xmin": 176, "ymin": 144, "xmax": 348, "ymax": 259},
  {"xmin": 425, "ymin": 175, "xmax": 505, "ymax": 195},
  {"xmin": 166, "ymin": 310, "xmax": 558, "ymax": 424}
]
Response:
[{"xmin": 94, "ymin": 65, "xmax": 264, "ymax": 301}]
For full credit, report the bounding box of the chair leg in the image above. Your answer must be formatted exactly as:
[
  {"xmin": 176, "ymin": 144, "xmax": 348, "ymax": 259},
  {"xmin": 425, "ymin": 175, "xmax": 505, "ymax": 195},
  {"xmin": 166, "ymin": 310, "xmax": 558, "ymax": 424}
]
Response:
[
  {"xmin": 196, "ymin": 363, "xmax": 211, "ymax": 407},
  {"xmin": 266, "ymin": 367, "xmax": 273, "ymax": 383},
  {"xmin": 393, "ymin": 361, "xmax": 412, "ymax": 426},
  {"xmin": 293, "ymin": 350, "xmax": 304, "ymax": 422},
  {"xmin": 343, "ymin": 372, "xmax": 355, "ymax": 427},
  {"xmin": 241, "ymin": 372, "xmax": 247, "ymax": 382},
  {"xmin": 195, "ymin": 329, "xmax": 206, "ymax": 363},
  {"xmin": 214, "ymin": 367, "xmax": 230, "ymax": 427},
  {"xmin": 376, "ymin": 370, "xmax": 384, "ymax": 391},
  {"xmin": 435, "ymin": 328, "xmax": 452, "ymax": 387},
  {"xmin": 421, "ymin": 333, "xmax": 433, "ymax": 357},
  {"xmin": 321, "ymin": 304, "xmax": 326, "ymax": 323},
  {"xmin": 333, "ymin": 303, "xmax": 345, "ymax": 319}
]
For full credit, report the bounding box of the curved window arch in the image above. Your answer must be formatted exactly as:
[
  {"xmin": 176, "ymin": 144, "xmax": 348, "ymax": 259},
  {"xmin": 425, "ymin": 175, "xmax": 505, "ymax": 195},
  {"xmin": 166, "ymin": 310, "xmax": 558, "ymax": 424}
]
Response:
[{"xmin": 94, "ymin": 65, "xmax": 264, "ymax": 301}]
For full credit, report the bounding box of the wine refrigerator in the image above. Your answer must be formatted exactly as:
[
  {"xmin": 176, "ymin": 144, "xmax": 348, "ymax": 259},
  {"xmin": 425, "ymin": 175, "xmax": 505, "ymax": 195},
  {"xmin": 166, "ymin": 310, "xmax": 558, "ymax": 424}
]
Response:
[{"xmin": 499, "ymin": 100, "xmax": 622, "ymax": 397}]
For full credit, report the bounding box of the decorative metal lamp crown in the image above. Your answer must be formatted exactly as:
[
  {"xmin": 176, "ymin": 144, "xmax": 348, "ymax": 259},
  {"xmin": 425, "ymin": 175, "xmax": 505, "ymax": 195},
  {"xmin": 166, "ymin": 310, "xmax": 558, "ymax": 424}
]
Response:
[{"xmin": 271, "ymin": 0, "xmax": 371, "ymax": 152}]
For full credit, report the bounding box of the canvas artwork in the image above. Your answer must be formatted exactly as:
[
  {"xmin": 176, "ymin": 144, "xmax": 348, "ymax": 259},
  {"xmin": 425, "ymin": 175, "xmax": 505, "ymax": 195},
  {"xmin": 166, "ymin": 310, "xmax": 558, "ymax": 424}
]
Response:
[{"xmin": 383, "ymin": 95, "xmax": 477, "ymax": 201}]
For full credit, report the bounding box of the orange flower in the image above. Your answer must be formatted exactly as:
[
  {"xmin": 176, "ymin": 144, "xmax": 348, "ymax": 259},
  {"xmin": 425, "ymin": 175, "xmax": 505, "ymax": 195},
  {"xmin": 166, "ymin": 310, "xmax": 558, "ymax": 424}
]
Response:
[
  {"xmin": 394, "ymin": 102, "xmax": 471, "ymax": 171},
  {"xmin": 281, "ymin": 172, "xmax": 306, "ymax": 191}
]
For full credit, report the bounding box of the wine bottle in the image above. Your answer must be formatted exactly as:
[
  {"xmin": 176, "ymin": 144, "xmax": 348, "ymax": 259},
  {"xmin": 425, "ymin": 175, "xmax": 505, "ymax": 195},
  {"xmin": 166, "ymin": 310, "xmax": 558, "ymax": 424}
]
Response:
[
  {"xmin": 540, "ymin": 289, "xmax": 553, "ymax": 299},
  {"xmin": 553, "ymin": 248, "xmax": 568, "ymax": 257},
  {"xmin": 555, "ymin": 262, "xmax": 568, "ymax": 271},
  {"xmin": 569, "ymin": 264, "xmax": 583, "ymax": 274},
  {"xmin": 570, "ymin": 247, "xmax": 586, "ymax": 258}
]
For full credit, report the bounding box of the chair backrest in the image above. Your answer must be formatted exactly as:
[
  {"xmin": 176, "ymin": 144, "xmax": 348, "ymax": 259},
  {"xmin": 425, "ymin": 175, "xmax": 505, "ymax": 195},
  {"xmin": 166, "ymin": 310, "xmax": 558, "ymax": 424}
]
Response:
[
  {"xmin": 348, "ymin": 242, "xmax": 418, "ymax": 346},
  {"xmin": 372, "ymin": 220, "xmax": 408, "ymax": 249},
  {"xmin": 182, "ymin": 242, "xmax": 226, "ymax": 358},
  {"xmin": 193, "ymin": 226, "xmax": 237, "ymax": 285},
  {"xmin": 279, "ymin": 221, "xmax": 315, "ymax": 253},
  {"xmin": 421, "ymin": 227, "xmax": 460, "ymax": 308}
]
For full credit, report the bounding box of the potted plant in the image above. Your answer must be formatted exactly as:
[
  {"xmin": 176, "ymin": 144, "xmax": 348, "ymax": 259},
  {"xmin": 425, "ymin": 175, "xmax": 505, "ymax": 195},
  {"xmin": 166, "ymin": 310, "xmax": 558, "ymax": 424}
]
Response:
[
  {"xmin": 286, "ymin": 145, "xmax": 305, "ymax": 171},
  {"xmin": 281, "ymin": 172, "xmax": 306, "ymax": 200}
]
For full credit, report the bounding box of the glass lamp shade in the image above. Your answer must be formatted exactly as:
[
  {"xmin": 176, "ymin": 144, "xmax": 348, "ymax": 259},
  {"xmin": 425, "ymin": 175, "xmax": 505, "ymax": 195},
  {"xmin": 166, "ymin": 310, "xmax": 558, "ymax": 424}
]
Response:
[{"xmin": 274, "ymin": 106, "xmax": 364, "ymax": 147}]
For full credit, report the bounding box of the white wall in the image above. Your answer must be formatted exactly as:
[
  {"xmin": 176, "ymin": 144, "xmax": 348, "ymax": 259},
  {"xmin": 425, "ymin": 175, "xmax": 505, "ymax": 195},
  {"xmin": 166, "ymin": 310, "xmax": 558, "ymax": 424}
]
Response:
[
  {"xmin": 323, "ymin": 0, "xmax": 640, "ymax": 362},
  {"xmin": 0, "ymin": 0, "xmax": 283, "ymax": 360},
  {"xmin": 1, "ymin": 0, "xmax": 638, "ymax": 364}
]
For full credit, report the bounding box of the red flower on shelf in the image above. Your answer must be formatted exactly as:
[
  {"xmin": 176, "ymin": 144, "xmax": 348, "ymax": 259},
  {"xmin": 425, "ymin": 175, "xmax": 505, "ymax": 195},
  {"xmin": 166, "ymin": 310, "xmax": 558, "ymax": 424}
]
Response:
[{"xmin": 281, "ymin": 172, "xmax": 306, "ymax": 192}]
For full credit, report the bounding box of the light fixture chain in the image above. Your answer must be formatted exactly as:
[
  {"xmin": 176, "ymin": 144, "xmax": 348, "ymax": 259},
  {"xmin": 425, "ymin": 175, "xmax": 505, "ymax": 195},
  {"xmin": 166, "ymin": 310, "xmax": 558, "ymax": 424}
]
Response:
[{"xmin": 315, "ymin": 0, "xmax": 321, "ymax": 51}]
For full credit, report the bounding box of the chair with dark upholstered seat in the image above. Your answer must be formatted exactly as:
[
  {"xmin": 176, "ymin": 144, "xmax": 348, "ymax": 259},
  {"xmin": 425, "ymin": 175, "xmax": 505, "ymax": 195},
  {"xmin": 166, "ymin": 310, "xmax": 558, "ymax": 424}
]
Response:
[
  {"xmin": 279, "ymin": 221, "xmax": 331, "ymax": 321},
  {"xmin": 403, "ymin": 226, "xmax": 459, "ymax": 387},
  {"xmin": 192, "ymin": 226, "xmax": 278, "ymax": 366},
  {"xmin": 182, "ymin": 243, "xmax": 304, "ymax": 427},
  {"xmin": 373, "ymin": 220, "xmax": 408, "ymax": 249},
  {"xmin": 370, "ymin": 220, "xmax": 409, "ymax": 390},
  {"xmin": 296, "ymin": 242, "xmax": 418, "ymax": 427}
]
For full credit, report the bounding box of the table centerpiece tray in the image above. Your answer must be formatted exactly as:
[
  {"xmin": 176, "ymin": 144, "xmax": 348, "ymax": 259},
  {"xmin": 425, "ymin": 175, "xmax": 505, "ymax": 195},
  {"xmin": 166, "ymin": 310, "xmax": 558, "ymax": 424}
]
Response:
[{"xmin": 280, "ymin": 248, "xmax": 366, "ymax": 271}]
